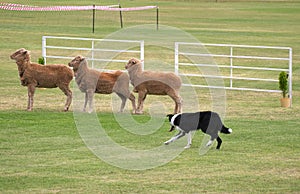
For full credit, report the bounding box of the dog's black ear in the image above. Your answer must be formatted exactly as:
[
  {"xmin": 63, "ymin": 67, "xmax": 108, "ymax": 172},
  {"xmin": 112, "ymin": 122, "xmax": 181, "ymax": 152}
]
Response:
[{"xmin": 166, "ymin": 114, "xmax": 174, "ymax": 121}]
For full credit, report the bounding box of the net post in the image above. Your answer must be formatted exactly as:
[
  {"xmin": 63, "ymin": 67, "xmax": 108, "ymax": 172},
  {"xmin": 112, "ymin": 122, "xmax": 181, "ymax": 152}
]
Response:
[
  {"xmin": 156, "ymin": 6, "xmax": 159, "ymax": 30},
  {"xmin": 119, "ymin": 4, "xmax": 123, "ymax": 28},
  {"xmin": 92, "ymin": 4, "xmax": 95, "ymax": 33}
]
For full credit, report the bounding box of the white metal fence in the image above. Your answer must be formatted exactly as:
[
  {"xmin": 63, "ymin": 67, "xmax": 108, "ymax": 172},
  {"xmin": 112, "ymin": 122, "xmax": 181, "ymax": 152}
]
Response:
[
  {"xmin": 41, "ymin": 36, "xmax": 293, "ymax": 105},
  {"xmin": 42, "ymin": 36, "xmax": 144, "ymax": 70},
  {"xmin": 175, "ymin": 42, "xmax": 292, "ymax": 104}
]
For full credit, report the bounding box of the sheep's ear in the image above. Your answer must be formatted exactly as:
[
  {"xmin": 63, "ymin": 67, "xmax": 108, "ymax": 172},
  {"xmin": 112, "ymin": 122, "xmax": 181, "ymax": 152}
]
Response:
[
  {"xmin": 76, "ymin": 56, "xmax": 84, "ymax": 61},
  {"xmin": 132, "ymin": 59, "xmax": 136, "ymax": 64},
  {"xmin": 23, "ymin": 49, "xmax": 30, "ymax": 55}
]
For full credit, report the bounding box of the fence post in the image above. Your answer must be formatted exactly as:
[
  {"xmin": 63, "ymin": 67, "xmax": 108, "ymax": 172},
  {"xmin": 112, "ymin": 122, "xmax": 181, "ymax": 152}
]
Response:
[
  {"xmin": 174, "ymin": 42, "xmax": 179, "ymax": 75},
  {"xmin": 140, "ymin": 40, "xmax": 144, "ymax": 71},
  {"xmin": 230, "ymin": 46, "xmax": 233, "ymax": 88},
  {"xmin": 288, "ymin": 48, "xmax": 293, "ymax": 107},
  {"xmin": 91, "ymin": 39, "xmax": 95, "ymax": 68},
  {"xmin": 42, "ymin": 36, "xmax": 47, "ymax": 65}
]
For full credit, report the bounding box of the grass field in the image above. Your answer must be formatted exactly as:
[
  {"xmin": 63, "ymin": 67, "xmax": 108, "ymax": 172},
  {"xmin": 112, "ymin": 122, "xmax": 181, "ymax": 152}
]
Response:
[{"xmin": 0, "ymin": 0, "xmax": 300, "ymax": 193}]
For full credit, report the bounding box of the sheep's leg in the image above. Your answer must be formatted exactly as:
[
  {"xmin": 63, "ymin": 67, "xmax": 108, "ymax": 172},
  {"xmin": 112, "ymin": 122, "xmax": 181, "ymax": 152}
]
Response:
[
  {"xmin": 83, "ymin": 92, "xmax": 88, "ymax": 112},
  {"xmin": 58, "ymin": 84, "xmax": 72, "ymax": 112},
  {"xmin": 66, "ymin": 88, "xmax": 72, "ymax": 111},
  {"xmin": 114, "ymin": 87, "xmax": 136, "ymax": 113},
  {"xmin": 175, "ymin": 95, "xmax": 182, "ymax": 113},
  {"xmin": 168, "ymin": 91, "xmax": 182, "ymax": 114},
  {"xmin": 140, "ymin": 94, "xmax": 146, "ymax": 112},
  {"xmin": 129, "ymin": 93, "xmax": 136, "ymax": 114},
  {"xmin": 86, "ymin": 89, "xmax": 95, "ymax": 113},
  {"xmin": 27, "ymin": 85, "xmax": 36, "ymax": 111},
  {"xmin": 117, "ymin": 92, "xmax": 136, "ymax": 113},
  {"xmin": 116, "ymin": 93, "xmax": 127, "ymax": 113},
  {"xmin": 136, "ymin": 91, "xmax": 147, "ymax": 114},
  {"xmin": 174, "ymin": 101, "xmax": 179, "ymax": 114}
]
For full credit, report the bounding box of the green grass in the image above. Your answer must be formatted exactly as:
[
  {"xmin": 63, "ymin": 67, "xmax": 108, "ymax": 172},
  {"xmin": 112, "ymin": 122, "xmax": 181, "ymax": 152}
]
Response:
[
  {"xmin": 0, "ymin": 111, "xmax": 299, "ymax": 193},
  {"xmin": 0, "ymin": 0, "xmax": 300, "ymax": 193}
]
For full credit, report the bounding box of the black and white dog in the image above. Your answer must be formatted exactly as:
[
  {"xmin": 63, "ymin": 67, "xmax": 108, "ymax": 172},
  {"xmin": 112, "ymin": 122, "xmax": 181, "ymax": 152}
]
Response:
[{"xmin": 164, "ymin": 111, "xmax": 232, "ymax": 149}]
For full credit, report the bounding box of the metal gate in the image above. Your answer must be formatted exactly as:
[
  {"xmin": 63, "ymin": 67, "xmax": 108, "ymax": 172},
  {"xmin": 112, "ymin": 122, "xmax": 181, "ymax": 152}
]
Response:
[
  {"xmin": 175, "ymin": 42, "xmax": 292, "ymax": 105},
  {"xmin": 42, "ymin": 36, "xmax": 144, "ymax": 70}
]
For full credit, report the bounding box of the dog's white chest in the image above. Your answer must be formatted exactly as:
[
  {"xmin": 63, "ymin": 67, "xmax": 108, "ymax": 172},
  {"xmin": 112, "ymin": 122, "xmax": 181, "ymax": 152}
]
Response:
[{"xmin": 170, "ymin": 113, "xmax": 181, "ymax": 126}]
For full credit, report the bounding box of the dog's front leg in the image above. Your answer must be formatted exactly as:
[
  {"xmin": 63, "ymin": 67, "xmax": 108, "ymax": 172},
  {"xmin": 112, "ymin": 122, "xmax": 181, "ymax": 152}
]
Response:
[
  {"xmin": 164, "ymin": 131, "xmax": 185, "ymax": 145},
  {"xmin": 184, "ymin": 132, "xmax": 192, "ymax": 149},
  {"xmin": 206, "ymin": 138, "xmax": 214, "ymax": 147}
]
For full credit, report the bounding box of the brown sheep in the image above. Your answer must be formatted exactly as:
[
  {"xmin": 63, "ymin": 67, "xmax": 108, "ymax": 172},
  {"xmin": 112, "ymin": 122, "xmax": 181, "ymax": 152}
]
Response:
[
  {"xmin": 68, "ymin": 55, "xmax": 136, "ymax": 113},
  {"xmin": 10, "ymin": 48, "xmax": 73, "ymax": 111},
  {"xmin": 125, "ymin": 58, "xmax": 182, "ymax": 114}
]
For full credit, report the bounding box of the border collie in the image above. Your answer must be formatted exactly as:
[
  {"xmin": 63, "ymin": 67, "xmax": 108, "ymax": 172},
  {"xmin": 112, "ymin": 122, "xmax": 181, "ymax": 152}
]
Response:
[{"xmin": 164, "ymin": 111, "xmax": 232, "ymax": 149}]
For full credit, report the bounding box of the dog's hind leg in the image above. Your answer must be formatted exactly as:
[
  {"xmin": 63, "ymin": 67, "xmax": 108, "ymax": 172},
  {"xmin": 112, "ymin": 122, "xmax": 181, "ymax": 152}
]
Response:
[
  {"xmin": 164, "ymin": 131, "xmax": 185, "ymax": 145},
  {"xmin": 184, "ymin": 132, "xmax": 192, "ymax": 149},
  {"xmin": 216, "ymin": 136, "xmax": 222, "ymax": 149}
]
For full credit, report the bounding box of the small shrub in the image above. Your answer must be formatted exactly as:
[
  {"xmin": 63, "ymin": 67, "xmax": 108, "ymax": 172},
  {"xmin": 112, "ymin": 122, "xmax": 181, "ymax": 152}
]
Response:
[
  {"xmin": 38, "ymin": 57, "xmax": 45, "ymax": 65},
  {"xmin": 279, "ymin": 71, "xmax": 288, "ymax": 98}
]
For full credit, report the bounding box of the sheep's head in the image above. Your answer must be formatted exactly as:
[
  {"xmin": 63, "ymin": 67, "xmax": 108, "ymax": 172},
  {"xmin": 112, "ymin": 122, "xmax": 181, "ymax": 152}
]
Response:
[
  {"xmin": 68, "ymin": 55, "xmax": 86, "ymax": 75},
  {"xmin": 125, "ymin": 58, "xmax": 141, "ymax": 71},
  {"xmin": 10, "ymin": 48, "xmax": 30, "ymax": 62}
]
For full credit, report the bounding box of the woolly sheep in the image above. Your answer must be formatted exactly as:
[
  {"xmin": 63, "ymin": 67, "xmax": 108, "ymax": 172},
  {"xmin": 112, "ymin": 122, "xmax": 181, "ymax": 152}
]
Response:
[
  {"xmin": 68, "ymin": 55, "xmax": 136, "ymax": 113},
  {"xmin": 125, "ymin": 58, "xmax": 182, "ymax": 114},
  {"xmin": 10, "ymin": 48, "xmax": 73, "ymax": 111}
]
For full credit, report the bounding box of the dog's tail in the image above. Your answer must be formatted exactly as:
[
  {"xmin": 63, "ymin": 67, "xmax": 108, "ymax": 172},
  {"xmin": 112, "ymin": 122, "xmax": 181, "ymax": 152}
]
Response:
[{"xmin": 221, "ymin": 126, "xmax": 232, "ymax": 134}]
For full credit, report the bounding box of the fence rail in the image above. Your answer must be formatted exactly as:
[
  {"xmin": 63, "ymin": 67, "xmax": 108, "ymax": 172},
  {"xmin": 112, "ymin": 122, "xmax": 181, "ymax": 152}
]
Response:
[
  {"xmin": 42, "ymin": 36, "xmax": 144, "ymax": 70},
  {"xmin": 175, "ymin": 42, "xmax": 292, "ymax": 106}
]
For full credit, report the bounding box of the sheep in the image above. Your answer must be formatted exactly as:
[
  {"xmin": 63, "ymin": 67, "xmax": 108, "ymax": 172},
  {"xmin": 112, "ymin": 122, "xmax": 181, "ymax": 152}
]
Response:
[
  {"xmin": 68, "ymin": 55, "xmax": 136, "ymax": 113},
  {"xmin": 10, "ymin": 48, "xmax": 73, "ymax": 111},
  {"xmin": 125, "ymin": 58, "xmax": 182, "ymax": 114}
]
